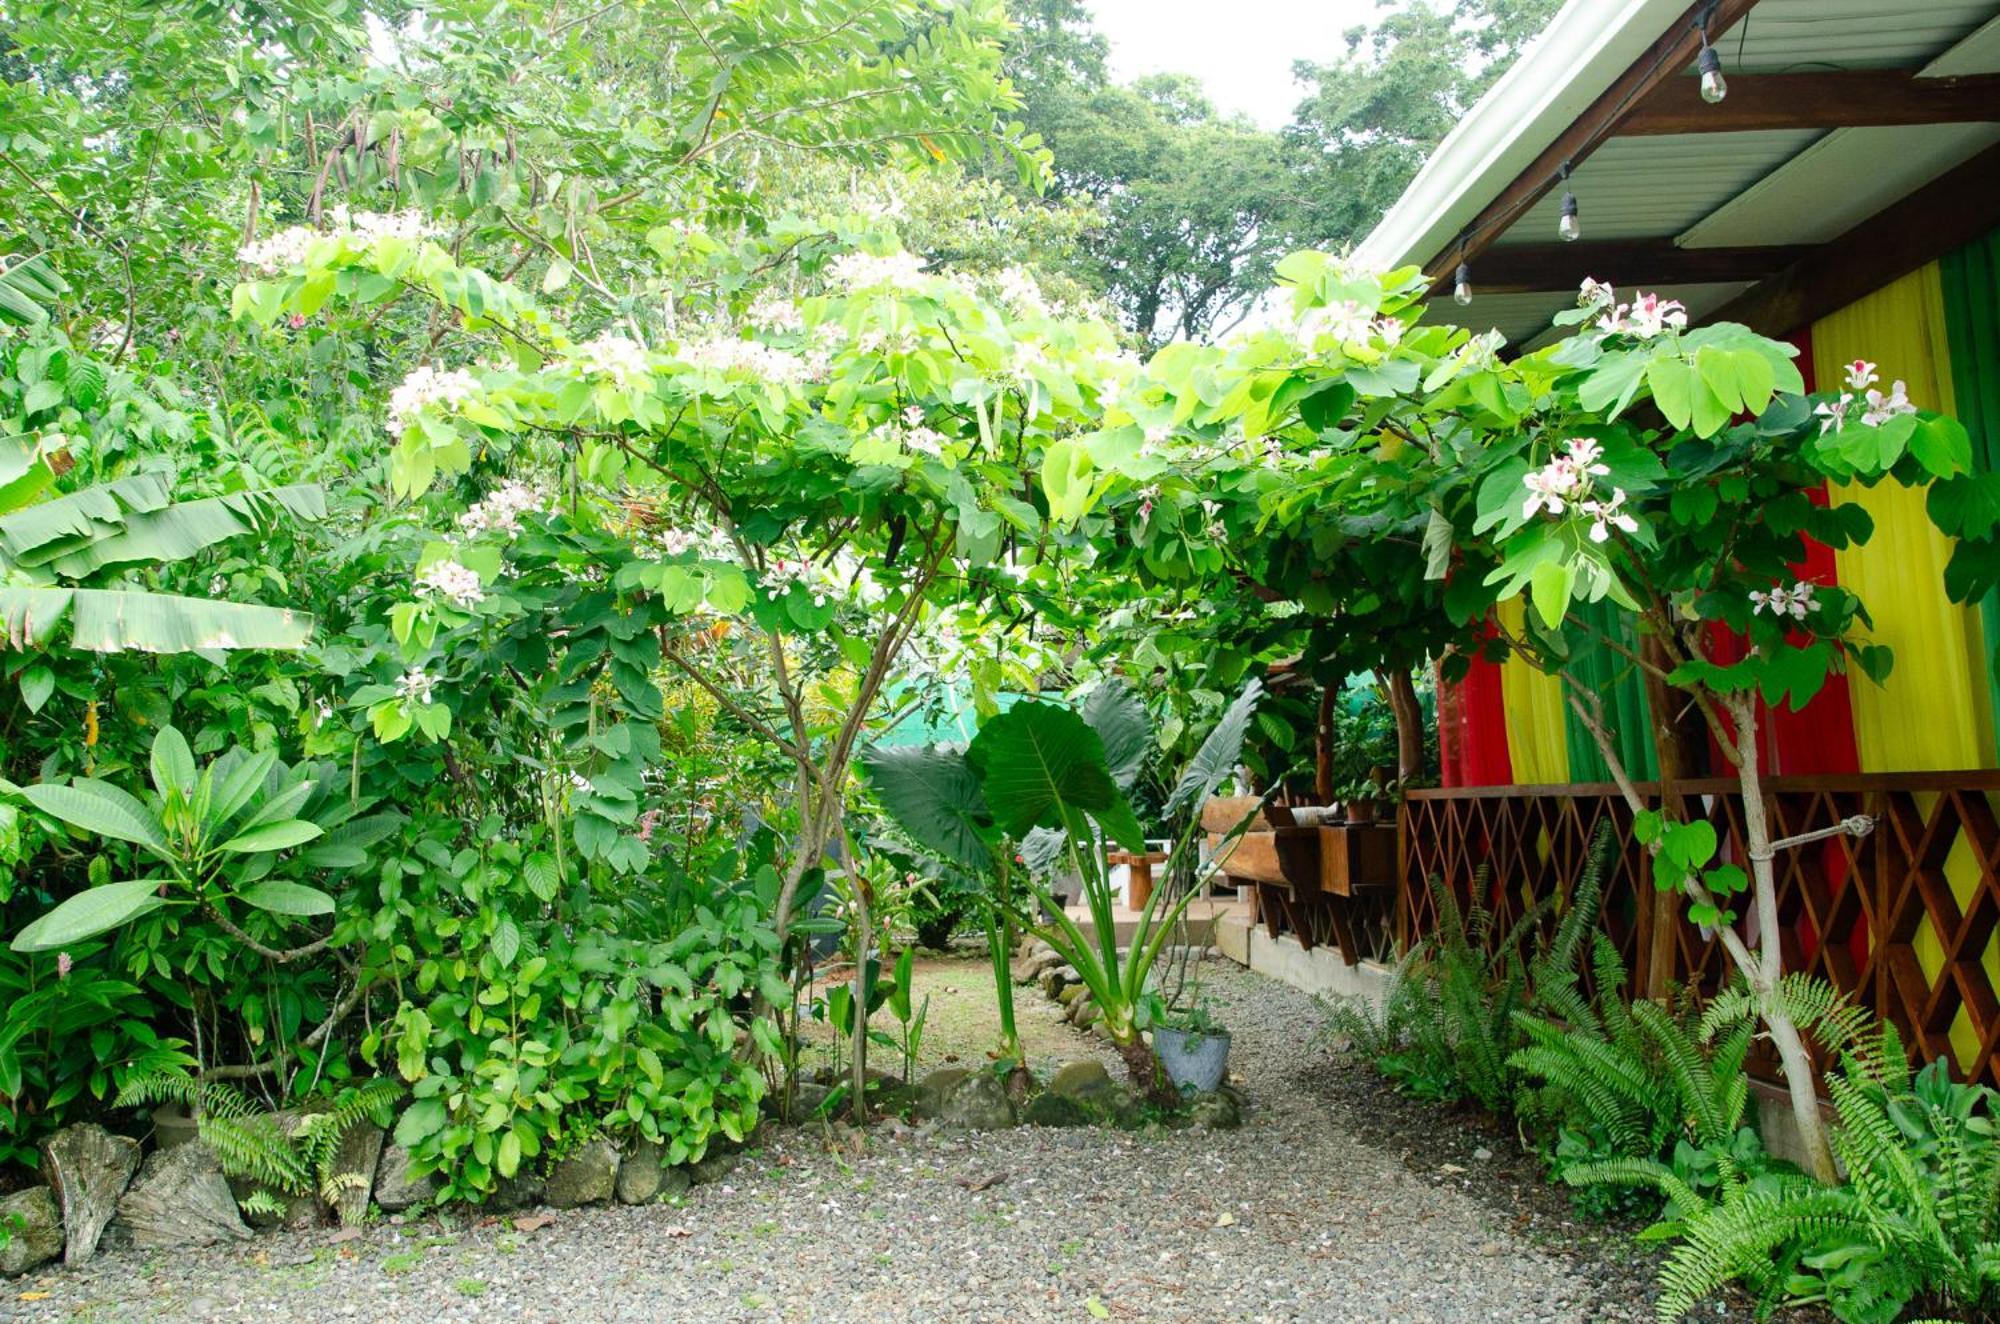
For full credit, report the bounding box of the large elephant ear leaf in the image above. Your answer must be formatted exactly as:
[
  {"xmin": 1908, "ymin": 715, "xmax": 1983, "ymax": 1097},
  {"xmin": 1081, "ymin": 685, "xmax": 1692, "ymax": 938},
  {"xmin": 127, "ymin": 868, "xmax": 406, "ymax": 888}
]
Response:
[
  {"xmin": 860, "ymin": 744, "xmax": 992, "ymax": 872},
  {"xmin": 1081, "ymin": 679, "xmax": 1151, "ymax": 791},
  {"xmin": 966, "ymin": 702, "xmax": 1143, "ymax": 851},
  {"xmin": 1166, "ymin": 678, "xmax": 1265, "ymax": 816}
]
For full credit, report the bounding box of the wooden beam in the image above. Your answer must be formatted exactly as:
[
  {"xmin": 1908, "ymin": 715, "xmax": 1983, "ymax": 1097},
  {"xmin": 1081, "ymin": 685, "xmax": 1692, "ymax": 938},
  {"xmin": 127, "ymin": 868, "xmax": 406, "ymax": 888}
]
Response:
[
  {"xmin": 1622, "ymin": 70, "xmax": 2000, "ymax": 136},
  {"xmin": 1707, "ymin": 141, "xmax": 2000, "ymax": 337},
  {"xmin": 1421, "ymin": 0, "xmax": 1763, "ymax": 284},
  {"xmin": 1430, "ymin": 240, "xmax": 1807, "ymax": 296}
]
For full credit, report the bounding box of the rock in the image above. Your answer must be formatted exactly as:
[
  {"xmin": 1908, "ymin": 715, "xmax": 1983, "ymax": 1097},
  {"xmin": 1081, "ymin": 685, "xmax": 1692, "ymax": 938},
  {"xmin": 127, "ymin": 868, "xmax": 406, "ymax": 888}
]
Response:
[
  {"xmin": 1019, "ymin": 1093, "xmax": 1091, "ymax": 1128},
  {"xmin": 1072, "ymin": 999, "xmax": 1101, "ymax": 1029},
  {"xmin": 1056, "ymin": 983, "xmax": 1088, "ymax": 1008},
  {"xmin": 223, "ymin": 1111, "xmax": 319, "ymax": 1233},
  {"xmin": 1473, "ymin": 1146, "xmax": 1493, "ymax": 1161},
  {"xmin": 111, "ymin": 1141, "xmax": 252, "ymax": 1250},
  {"xmin": 916, "ymin": 1067, "xmax": 970, "ymax": 1119},
  {"xmin": 1011, "ymin": 949, "xmax": 1063, "ymax": 983},
  {"xmin": 1047, "ymin": 1060, "xmax": 1117, "ymax": 1101},
  {"xmin": 40, "ymin": 1123, "xmax": 140, "ymax": 1265},
  {"xmin": 0, "ymin": 1186, "xmax": 62, "ymax": 1277},
  {"xmin": 1188, "ymin": 1090, "xmax": 1241, "ymax": 1130},
  {"xmin": 938, "ymin": 1072, "xmax": 1016, "ymax": 1131},
  {"xmin": 545, "ymin": 1138, "xmax": 619, "ymax": 1208},
  {"xmin": 791, "ymin": 1082, "xmax": 832, "ymax": 1119},
  {"xmin": 327, "ymin": 1121, "xmax": 385, "ymax": 1227},
  {"xmin": 616, "ymin": 1140, "xmax": 663, "ymax": 1205},
  {"xmin": 226, "ymin": 1173, "xmax": 321, "ymax": 1233},
  {"xmin": 372, "ymin": 1141, "xmax": 440, "ymax": 1212},
  {"xmin": 657, "ymin": 1167, "xmax": 692, "ymax": 1202},
  {"xmin": 1038, "ymin": 967, "xmax": 1066, "ymax": 998},
  {"xmin": 1090, "ymin": 1019, "xmax": 1114, "ymax": 1042},
  {"xmin": 689, "ymin": 1150, "xmax": 740, "ymax": 1186},
  {"xmin": 150, "ymin": 1104, "xmax": 199, "ymax": 1151},
  {"xmin": 487, "ymin": 1170, "xmax": 546, "ymax": 1213}
]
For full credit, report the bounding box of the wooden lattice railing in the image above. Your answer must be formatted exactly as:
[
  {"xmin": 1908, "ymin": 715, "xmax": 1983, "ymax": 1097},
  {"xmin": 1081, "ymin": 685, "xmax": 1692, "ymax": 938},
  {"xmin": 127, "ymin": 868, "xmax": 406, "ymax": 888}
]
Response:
[{"xmin": 1399, "ymin": 774, "xmax": 2000, "ymax": 1087}]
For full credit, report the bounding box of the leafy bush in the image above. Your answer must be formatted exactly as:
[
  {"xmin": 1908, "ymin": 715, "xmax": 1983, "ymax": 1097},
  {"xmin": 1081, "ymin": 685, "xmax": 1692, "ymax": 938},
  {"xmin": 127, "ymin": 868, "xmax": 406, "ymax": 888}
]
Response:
[{"xmin": 1326, "ymin": 824, "xmax": 1613, "ymax": 1112}]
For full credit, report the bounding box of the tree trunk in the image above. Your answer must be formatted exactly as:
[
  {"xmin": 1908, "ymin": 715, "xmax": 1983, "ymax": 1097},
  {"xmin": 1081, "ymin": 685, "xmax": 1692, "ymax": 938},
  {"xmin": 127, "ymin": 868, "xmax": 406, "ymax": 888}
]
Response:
[
  {"xmin": 849, "ymin": 871, "xmax": 872, "ymax": 1124},
  {"xmin": 1725, "ymin": 692, "xmax": 1836, "ymax": 1182},
  {"xmin": 1386, "ymin": 668, "xmax": 1425, "ymax": 782},
  {"xmin": 1315, "ymin": 683, "xmax": 1336, "ymax": 804}
]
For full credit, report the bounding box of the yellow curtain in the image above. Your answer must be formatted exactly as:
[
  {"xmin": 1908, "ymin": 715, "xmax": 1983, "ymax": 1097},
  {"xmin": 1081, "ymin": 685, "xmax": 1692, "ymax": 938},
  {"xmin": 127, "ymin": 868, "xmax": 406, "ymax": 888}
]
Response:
[
  {"xmin": 1497, "ymin": 598, "xmax": 1572, "ymax": 783},
  {"xmin": 1814, "ymin": 264, "xmax": 1996, "ymax": 772}
]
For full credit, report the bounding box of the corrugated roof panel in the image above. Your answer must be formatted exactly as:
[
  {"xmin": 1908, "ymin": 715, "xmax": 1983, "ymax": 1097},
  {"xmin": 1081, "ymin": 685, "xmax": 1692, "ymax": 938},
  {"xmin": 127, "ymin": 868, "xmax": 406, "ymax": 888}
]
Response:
[
  {"xmin": 1494, "ymin": 130, "xmax": 1821, "ymax": 245},
  {"xmin": 1679, "ymin": 121, "xmax": 2000, "ymax": 246},
  {"xmin": 1417, "ymin": 281, "xmax": 1755, "ymax": 349},
  {"xmin": 1716, "ymin": 0, "xmax": 1997, "ymax": 71}
]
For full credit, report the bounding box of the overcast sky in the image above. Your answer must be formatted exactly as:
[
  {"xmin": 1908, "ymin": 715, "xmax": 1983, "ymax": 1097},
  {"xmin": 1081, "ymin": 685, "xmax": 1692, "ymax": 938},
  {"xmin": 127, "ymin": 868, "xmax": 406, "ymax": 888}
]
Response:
[{"xmin": 1086, "ymin": 0, "xmax": 1387, "ymax": 129}]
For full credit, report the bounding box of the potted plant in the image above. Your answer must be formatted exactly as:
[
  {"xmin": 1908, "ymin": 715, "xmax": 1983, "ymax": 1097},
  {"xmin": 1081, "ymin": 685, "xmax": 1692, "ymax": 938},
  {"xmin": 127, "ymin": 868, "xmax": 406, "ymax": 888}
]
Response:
[{"xmin": 1151, "ymin": 1000, "xmax": 1230, "ymax": 1092}]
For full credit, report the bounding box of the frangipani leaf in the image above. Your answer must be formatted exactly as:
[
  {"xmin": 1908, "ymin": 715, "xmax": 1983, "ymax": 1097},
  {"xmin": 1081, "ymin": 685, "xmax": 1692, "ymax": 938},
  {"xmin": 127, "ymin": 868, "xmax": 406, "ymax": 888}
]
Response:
[
  {"xmin": 18, "ymin": 779, "xmax": 167, "ymax": 851},
  {"xmin": 11, "ymin": 880, "xmax": 166, "ymax": 952}
]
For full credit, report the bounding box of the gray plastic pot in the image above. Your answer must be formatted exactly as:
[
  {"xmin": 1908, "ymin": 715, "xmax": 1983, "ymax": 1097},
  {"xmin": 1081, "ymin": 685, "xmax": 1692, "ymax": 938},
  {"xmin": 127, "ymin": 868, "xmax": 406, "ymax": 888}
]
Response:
[{"xmin": 1153, "ymin": 1025, "xmax": 1231, "ymax": 1093}]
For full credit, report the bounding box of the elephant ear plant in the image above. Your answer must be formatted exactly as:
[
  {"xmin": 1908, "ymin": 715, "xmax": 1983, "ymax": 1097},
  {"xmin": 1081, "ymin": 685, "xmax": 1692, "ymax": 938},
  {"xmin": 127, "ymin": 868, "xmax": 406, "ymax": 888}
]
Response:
[{"xmin": 864, "ymin": 678, "xmax": 1263, "ymax": 1104}]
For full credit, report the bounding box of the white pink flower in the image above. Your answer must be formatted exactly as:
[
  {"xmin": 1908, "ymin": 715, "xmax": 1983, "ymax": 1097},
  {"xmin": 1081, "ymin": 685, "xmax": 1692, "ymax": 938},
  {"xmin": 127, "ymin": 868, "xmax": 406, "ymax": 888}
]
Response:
[
  {"xmin": 387, "ymin": 365, "xmax": 480, "ymax": 438},
  {"xmin": 415, "ymin": 558, "xmax": 484, "ymax": 609},
  {"xmin": 1596, "ymin": 290, "xmax": 1687, "ymax": 339},
  {"xmin": 1844, "ymin": 360, "xmax": 1879, "ymax": 392},
  {"xmin": 677, "ymin": 334, "xmax": 807, "ymax": 384},
  {"xmin": 827, "ymin": 252, "xmax": 929, "ymax": 292},
  {"xmin": 745, "ymin": 292, "xmax": 804, "ymax": 334},
  {"xmin": 571, "ymin": 333, "xmax": 651, "ymax": 386},
  {"xmin": 1579, "ymin": 488, "xmax": 1637, "ymax": 543},
  {"xmin": 1521, "ymin": 438, "xmax": 1611, "ymax": 519},
  {"xmin": 1815, "ymin": 395, "xmax": 1850, "ymax": 436},
  {"xmin": 397, "ymin": 667, "xmax": 437, "ymax": 705},
  {"xmin": 1860, "ymin": 379, "xmax": 1917, "ymax": 428},
  {"xmin": 1750, "ymin": 580, "xmax": 1819, "ymax": 621},
  {"xmin": 1578, "ymin": 278, "xmax": 1616, "ymax": 308},
  {"xmin": 458, "ymin": 481, "xmax": 542, "ymax": 537}
]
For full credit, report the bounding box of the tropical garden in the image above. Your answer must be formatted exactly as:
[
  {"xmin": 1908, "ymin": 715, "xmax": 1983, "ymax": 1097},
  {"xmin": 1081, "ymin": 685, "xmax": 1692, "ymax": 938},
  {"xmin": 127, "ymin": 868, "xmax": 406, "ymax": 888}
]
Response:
[{"xmin": 1, "ymin": 1, "xmax": 1997, "ymax": 1321}]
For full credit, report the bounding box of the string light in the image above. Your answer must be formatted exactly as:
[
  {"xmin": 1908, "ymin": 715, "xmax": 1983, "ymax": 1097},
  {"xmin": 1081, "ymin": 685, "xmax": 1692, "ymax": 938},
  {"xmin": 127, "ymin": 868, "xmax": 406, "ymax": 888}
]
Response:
[
  {"xmin": 1696, "ymin": 4, "xmax": 1728, "ymax": 103},
  {"xmin": 1557, "ymin": 162, "xmax": 1580, "ymax": 243},
  {"xmin": 1453, "ymin": 252, "xmax": 1473, "ymax": 307}
]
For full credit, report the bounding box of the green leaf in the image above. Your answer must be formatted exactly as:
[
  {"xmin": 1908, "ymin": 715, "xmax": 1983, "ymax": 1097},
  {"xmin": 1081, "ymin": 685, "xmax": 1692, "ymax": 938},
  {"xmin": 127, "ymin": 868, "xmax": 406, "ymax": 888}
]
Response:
[
  {"xmin": 217, "ymin": 819, "xmax": 324, "ymax": 853},
  {"xmin": 523, "ymin": 851, "xmax": 560, "ymax": 902},
  {"xmin": 967, "ymin": 702, "xmax": 1124, "ymax": 843},
  {"xmin": 150, "ymin": 726, "xmax": 196, "ymax": 803},
  {"xmin": 236, "ymin": 880, "xmax": 336, "ymax": 917},
  {"xmin": 1166, "ymin": 679, "xmax": 1264, "ymax": 817},
  {"xmin": 1081, "ymin": 680, "xmax": 1152, "ymax": 791},
  {"xmin": 491, "ymin": 916, "xmax": 521, "ymax": 967},
  {"xmin": 17, "ymin": 664, "xmax": 53, "ymax": 714},
  {"xmin": 19, "ymin": 779, "xmax": 168, "ymax": 851},
  {"xmin": 11, "ymin": 881, "xmax": 166, "ymax": 952},
  {"xmin": 1529, "ymin": 559, "xmax": 1574, "ymax": 630},
  {"xmin": 394, "ymin": 1099, "xmax": 446, "ymax": 1146},
  {"xmin": 861, "ymin": 744, "xmax": 990, "ymax": 872}
]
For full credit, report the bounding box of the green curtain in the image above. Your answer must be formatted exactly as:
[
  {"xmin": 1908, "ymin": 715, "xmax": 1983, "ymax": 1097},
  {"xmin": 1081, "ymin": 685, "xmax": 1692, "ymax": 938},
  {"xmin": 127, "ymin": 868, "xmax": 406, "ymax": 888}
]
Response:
[
  {"xmin": 1560, "ymin": 599, "xmax": 1660, "ymax": 784},
  {"xmin": 1940, "ymin": 227, "xmax": 2000, "ymax": 751}
]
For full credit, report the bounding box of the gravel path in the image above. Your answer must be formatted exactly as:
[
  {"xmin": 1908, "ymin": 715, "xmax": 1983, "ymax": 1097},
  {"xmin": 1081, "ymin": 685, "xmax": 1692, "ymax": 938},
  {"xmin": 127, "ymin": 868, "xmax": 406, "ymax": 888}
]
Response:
[{"xmin": 4, "ymin": 959, "xmax": 1605, "ymax": 1323}]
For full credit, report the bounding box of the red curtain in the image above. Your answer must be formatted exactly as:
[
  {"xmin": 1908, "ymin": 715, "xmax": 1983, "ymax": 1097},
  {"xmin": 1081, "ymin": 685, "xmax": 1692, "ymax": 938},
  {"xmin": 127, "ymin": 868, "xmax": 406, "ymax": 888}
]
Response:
[
  {"xmin": 1438, "ymin": 632, "xmax": 1513, "ymax": 787},
  {"xmin": 1701, "ymin": 332, "xmax": 1862, "ymax": 778}
]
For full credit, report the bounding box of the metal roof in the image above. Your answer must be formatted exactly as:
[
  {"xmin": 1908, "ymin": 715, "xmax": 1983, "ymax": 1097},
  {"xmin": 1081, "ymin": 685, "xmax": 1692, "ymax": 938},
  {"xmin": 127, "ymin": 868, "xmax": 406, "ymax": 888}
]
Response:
[{"xmin": 1361, "ymin": 0, "xmax": 2000, "ymax": 346}]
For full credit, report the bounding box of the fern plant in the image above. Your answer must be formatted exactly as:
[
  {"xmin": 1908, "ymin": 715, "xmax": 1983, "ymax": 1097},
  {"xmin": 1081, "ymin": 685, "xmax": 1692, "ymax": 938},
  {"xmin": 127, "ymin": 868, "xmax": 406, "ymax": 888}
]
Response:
[
  {"xmin": 116, "ymin": 1070, "xmax": 402, "ymax": 1226},
  {"xmin": 1325, "ymin": 868, "xmax": 1554, "ymax": 1112}
]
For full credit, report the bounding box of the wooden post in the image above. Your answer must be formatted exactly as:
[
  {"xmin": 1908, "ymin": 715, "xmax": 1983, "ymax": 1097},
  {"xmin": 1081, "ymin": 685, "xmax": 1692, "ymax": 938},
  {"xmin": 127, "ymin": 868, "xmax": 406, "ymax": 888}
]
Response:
[
  {"xmin": 1315, "ymin": 684, "xmax": 1336, "ymax": 805},
  {"xmin": 1639, "ymin": 636, "xmax": 1703, "ymax": 1000}
]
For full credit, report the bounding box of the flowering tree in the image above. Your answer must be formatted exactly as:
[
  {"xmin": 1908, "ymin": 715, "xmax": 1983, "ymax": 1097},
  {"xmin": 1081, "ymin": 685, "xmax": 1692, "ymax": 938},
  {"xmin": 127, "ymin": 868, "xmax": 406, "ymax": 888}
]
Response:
[
  {"xmin": 1438, "ymin": 281, "xmax": 1972, "ymax": 1179},
  {"xmin": 1058, "ymin": 254, "xmax": 1975, "ymax": 1180},
  {"xmin": 233, "ymin": 206, "xmax": 1136, "ymax": 990}
]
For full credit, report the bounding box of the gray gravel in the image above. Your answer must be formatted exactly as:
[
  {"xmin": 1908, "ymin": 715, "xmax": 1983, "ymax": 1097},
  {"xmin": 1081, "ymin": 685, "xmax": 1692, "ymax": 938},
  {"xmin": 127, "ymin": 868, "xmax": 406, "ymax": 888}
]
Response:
[{"xmin": 3, "ymin": 960, "xmax": 1600, "ymax": 1323}]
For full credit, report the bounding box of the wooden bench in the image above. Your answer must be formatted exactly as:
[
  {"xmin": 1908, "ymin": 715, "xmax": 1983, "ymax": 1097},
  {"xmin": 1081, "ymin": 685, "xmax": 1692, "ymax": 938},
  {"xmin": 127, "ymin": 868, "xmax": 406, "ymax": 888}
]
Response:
[{"xmin": 1202, "ymin": 797, "xmax": 1395, "ymax": 965}]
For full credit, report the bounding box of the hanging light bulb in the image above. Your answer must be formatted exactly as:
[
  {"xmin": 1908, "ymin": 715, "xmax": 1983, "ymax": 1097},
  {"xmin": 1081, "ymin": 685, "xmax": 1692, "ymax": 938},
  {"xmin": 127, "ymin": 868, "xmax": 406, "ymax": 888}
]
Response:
[
  {"xmin": 1557, "ymin": 163, "xmax": 1581, "ymax": 243},
  {"xmin": 1697, "ymin": 38, "xmax": 1727, "ymax": 104},
  {"xmin": 1453, "ymin": 260, "xmax": 1473, "ymax": 306}
]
